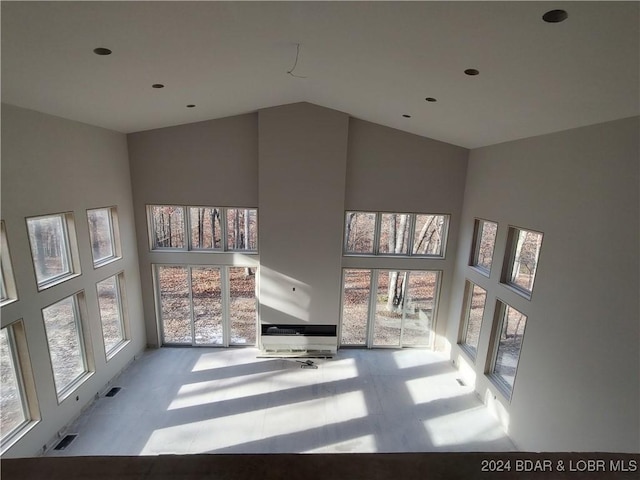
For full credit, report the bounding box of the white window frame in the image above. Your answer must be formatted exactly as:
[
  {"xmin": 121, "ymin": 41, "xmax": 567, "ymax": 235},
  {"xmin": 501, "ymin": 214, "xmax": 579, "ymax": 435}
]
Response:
[
  {"xmin": 500, "ymin": 226, "xmax": 543, "ymax": 300},
  {"xmin": 485, "ymin": 300, "xmax": 528, "ymax": 401},
  {"xmin": 0, "ymin": 320, "xmax": 40, "ymax": 454},
  {"xmin": 0, "ymin": 221, "xmax": 18, "ymax": 306},
  {"xmin": 469, "ymin": 218, "xmax": 498, "ymax": 276},
  {"xmin": 147, "ymin": 206, "xmax": 258, "ymax": 253},
  {"xmin": 96, "ymin": 273, "xmax": 129, "ymax": 360},
  {"xmin": 87, "ymin": 206, "xmax": 121, "ymax": 268},
  {"xmin": 26, "ymin": 212, "xmax": 81, "ymax": 291},
  {"xmin": 343, "ymin": 211, "xmax": 450, "ymax": 258},
  {"xmin": 457, "ymin": 280, "xmax": 487, "ymax": 362},
  {"xmin": 42, "ymin": 293, "xmax": 93, "ymax": 402}
]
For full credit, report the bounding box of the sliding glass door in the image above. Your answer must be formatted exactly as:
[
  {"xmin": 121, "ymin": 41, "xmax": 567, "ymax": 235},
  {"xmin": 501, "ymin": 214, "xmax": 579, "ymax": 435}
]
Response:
[
  {"xmin": 340, "ymin": 269, "xmax": 440, "ymax": 348},
  {"xmin": 156, "ymin": 265, "xmax": 257, "ymax": 346}
]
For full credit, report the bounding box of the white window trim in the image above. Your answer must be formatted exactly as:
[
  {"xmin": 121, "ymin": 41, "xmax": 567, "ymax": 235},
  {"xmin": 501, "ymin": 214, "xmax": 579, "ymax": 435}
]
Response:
[
  {"xmin": 457, "ymin": 280, "xmax": 487, "ymax": 363},
  {"xmin": 88, "ymin": 206, "xmax": 122, "ymax": 268},
  {"xmin": 96, "ymin": 273, "xmax": 129, "ymax": 361},
  {"xmin": 469, "ymin": 218, "xmax": 498, "ymax": 277},
  {"xmin": 0, "ymin": 221, "xmax": 18, "ymax": 307},
  {"xmin": 500, "ymin": 225, "xmax": 543, "ymax": 300}
]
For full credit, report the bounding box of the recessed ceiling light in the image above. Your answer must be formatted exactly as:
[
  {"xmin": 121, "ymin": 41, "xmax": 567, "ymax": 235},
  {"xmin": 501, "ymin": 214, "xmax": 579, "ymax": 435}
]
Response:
[
  {"xmin": 93, "ymin": 47, "xmax": 112, "ymax": 56},
  {"xmin": 425, "ymin": 97, "xmax": 437, "ymax": 102},
  {"xmin": 402, "ymin": 114, "xmax": 411, "ymax": 118},
  {"xmin": 464, "ymin": 69, "xmax": 479, "ymax": 76},
  {"xmin": 542, "ymin": 9, "xmax": 568, "ymax": 23},
  {"xmin": 186, "ymin": 104, "xmax": 196, "ymax": 108},
  {"xmin": 152, "ymin": 84, "xmax": 164, "ymax": 89}
]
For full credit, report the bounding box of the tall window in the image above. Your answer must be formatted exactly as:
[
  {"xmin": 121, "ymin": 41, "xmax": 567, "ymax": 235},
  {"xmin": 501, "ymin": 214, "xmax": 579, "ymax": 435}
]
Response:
[
  {"xmin": 27, "ymin": 213, "xmax": 80, "ymax": 290},
  {"xmin": 458, "ymin": 281, "xmax": 487, "ymax": 360},
  {"xmin": 344, "ymin": 211, "xmax": 449, "ymax": 257},
  {"xmin": 148, "ymin": 206, "xmax": 258, "ymax": 252},
  {"xmin": 42, "ymin": 294, "xmax": 91, "ymax": 400},
  {"xmin": 0, "ymin": 221, "xmax": 18, "ymax": 306},
  {"xmin": 487, "ymin": 301, "xmax": 527, "ymax": 398},
  {"xmin": 501, "ymin": 227, "xmax": 543, "ymax": 298},
  {"xmin": 1, "ymin": 323, "xmax": 30, "ymax": 448},
  {"xmin": 87, "ymin": 207, "xmax": 121, "ymax": 267},
  {"xmin": 470, "ymin": 219, "xmax": 497, "ymax": 274},
  {"xmin": 96, "ymin": 274, "xmax": 128, "ymax": 359},
  {"xmin": 340, "ymin": 269, "xmax": 372, "ymax": 345}
]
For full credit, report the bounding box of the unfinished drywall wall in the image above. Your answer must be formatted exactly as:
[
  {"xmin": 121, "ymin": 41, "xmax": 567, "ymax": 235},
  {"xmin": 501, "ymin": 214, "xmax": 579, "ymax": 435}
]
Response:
[
  {"xmin": 127, "ymin": 114, "xmax": 259, "ymax": 345},
  {"xmin": 258, "ymin": 103, "xmax": 349, "ymax": 327},
  {"xmin": 1, "ymin": 104, "xmax": 145, "ymax": 457},
  {"xmin": 448, "ymin": 116, "xmax": 639, "ymax": 452},
  {"xmin": 345, "ymin": 119, "xmax": 468, "ymax": 347}
]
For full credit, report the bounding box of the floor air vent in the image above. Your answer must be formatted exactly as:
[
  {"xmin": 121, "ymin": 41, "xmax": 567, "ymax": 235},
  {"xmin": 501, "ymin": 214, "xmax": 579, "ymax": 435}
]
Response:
[
  {"xmin": 456, "ymin": 378, "xmax": 466, "ymax": 386},
  {"xmin": 105, "ymin": 387, "xmax": 122, "ymax": 397},
  {"xmin": 54, "ymin": 434, "xmax": 77, "ymax": 450}
]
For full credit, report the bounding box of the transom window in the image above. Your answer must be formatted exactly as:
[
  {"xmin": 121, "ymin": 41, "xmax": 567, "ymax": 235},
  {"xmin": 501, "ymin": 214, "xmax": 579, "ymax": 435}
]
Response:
[
  {"xmin": 87, "ymin": 207, "xmax": 121, "ymax": 267},
  {"xmin": 501, "ymin": 226, "xmax": 543, "ymax": 298},
  {"xmin": 42, "ymin": 294, "xmax": 92, "ymax": 400},
  {"xmin": 458, "ymin": 281, "xmax": 487, "ymax": 361},
  {"xmin": 470, "ymin": 219, "xmax": 498, "ymax": 275},
  {"xmin": 344, "ymin": 211, "xmax": 449, "ymax": 257},
  {"xmin": 486, "ymin": 301, "xmax": 527, "ymax": 399},
  {"xmin": 27, "ymin": 213, "xmax": 80, "ymax": 290},
  {"xmin": 148, "ymin": 206, "xmax": 258, "ymax": 252}
]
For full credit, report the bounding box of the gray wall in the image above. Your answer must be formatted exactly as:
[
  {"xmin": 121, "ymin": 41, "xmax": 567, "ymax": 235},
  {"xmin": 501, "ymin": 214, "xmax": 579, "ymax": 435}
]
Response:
[
  {"xmin": 1, "ymin": 104, "xmax": 145, "ymax": 457},
  {"xmin": 127, "ymin": 114, "xmax": 260, "ymax": 345},
  {"xmin": 258, "ymin": 103, "xmax": 349, "ymax": 327},
  {"xmin": 447, "ymin": 116, "xmax": 639, "ymax": 451}
]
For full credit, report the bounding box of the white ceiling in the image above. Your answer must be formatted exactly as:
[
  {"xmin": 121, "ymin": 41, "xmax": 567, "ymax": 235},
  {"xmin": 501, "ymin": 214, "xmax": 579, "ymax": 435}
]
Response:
[{"xmin": 2, "ymin": 1, "xmax": 638, "ymax": 148}]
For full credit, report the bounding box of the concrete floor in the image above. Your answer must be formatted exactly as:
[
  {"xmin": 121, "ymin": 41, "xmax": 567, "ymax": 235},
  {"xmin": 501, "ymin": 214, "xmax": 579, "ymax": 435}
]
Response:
[{"xmin": 48, "ymin": 347, "xmax": 515, "ymax": 455}]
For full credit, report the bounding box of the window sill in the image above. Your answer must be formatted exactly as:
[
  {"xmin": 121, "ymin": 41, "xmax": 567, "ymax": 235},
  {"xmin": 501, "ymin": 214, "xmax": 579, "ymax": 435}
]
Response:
[
  {"xmin": 36, "ymin": 272, "xmax": 81, "ymax": 292},
  {"xmin": 499, "ymin": 282, "xmax": 533, "ymax": 301},
  {"xmin": 458, "ymin": 343, "xmax": 478, "ymax": 364},
  {"xmin": 93, "ymin": 256, "xmax": 122, "ymax": 269},
  {"xmin": 56, "ymin": 371, "xmax": 94, "ymax": 404},
  {"xmin": 469, "ymin": 265, "xmax": 491, "ymax": 278},
  {"xmin": 0, "ymin": 419, "xmax": 40, "ymax": 455},
  {"xmin": 486, "ymin": 373, "xmax": 513, "ymax": 402},
  {"xmin": 106, "ymin": 339, "xmax": 130, "ymax": 361}
]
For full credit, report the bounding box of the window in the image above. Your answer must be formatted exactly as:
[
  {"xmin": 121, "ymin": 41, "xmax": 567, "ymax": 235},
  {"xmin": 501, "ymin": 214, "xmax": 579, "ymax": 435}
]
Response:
[
  {"xmin": 344, "ymin": 212, "xmax": 449, "ymax": 257},
  {"xmin": 42, "ymin": 294, "xmax": 91, "ymax": 400},
  {"xmin": 458, "ymin": 281, "xmax": 487, "ymax": 360},
  {"xmin": 156, "ymin": 265, "xmax": 257, "ymax": 346},
  {"xmin": 149, "ymin": 206, "xmax": 185, "ymax": 249},
  {"xmin": 27, "ymin": 213, "xmax": 80, "ymax": 290},
  {"xmin": 344, "ymin": 212, "xmax": 376, "ymax": 254},
  {"xmin": 501, "ymin": 227, "xmax": 543, "ymax": 298},
  {"xmin": 340, "ymin": 269, "xmax": 440, "ymax": 348},
  {"xmin": 227, "ymin": 209, "xmax": 258, "ymax": 251},
  {"xmin": 189, "ymin": 207, "xmax": 222, "ymax": 249},
  {"xmin": 1, "ymin": 321, "xmax": 37, "ymax": 449},
  {"xmin": 1, "ymin": 221, "xmax": 18, "ymax": 306},
  {"xmin": 470, "ymin": 219, "xmax": 497, "ymax": 274},
  {"xmin": 487, "ymin": 301, "xmax": 527, "ymax": 398},
  {"xmin": 87, "ymin": 207, "xmax": 120, "ymax": 267},
  {"xmin": 148, "ymin": 206, "xmax": 258, "ymax": 252},
  {"xmin": 96, "ymin": 274, "xmax": 128, "ymax": 358}
]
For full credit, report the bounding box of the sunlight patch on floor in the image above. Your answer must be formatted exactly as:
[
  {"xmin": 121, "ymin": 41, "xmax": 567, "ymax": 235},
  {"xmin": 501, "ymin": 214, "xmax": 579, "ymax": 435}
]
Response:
[{"xmin": 423, "ymin": 406, "xmax": 508, "ymax": 447}]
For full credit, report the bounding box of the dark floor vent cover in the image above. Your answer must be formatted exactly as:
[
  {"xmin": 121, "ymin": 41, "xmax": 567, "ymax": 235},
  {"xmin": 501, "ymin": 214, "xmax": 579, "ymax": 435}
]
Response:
[
  {"xmin": 105, "ymin": 387, "xmax": 122, "ymax": 397},
  {"xmin": 54, "ymin": 434, "xmax": 77, "ymax": 450},
  {"xmin": 456, "ymin": 378, "xmax": 466, "ymax": 386}
]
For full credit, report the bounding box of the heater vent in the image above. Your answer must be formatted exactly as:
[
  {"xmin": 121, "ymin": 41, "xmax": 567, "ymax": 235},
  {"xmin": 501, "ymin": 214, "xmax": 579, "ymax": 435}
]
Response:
[
  {"xmin": 54, "ymin": 434, "xmax": 77, "ymax": 450},
  {"xmin": 105, "ymin": 387, "xmax": 122, "ymax": 397}
]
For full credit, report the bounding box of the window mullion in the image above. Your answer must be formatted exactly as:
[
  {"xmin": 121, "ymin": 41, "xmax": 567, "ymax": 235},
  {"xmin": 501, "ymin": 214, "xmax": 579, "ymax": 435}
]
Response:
[
  {"xmin": 366, "ymin": 269, "xmax": 378, "ymax": 348},
  {"xmin": 222, "ymin": 266, "xmax": 230, "ymax": 347},
  {"xmin": 188, "ymin": 266, "xmax": 195, "ymax": 345}
]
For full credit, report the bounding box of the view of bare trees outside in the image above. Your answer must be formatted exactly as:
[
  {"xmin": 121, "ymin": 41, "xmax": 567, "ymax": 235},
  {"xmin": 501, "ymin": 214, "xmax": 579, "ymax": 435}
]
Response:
[
  {"xmin": 0, "ymin": 328, "xmax": 26, "ymax": 441},
  {"xmin": 379, "ymin": 214, "xmax": 410, "ymax": 255},
  {"xmin": 150, "ymin": 206, "xmax": 185, "ymax": 249},
  {"xmin": 189, "ymin": 207, "xmax": 221, "ymax": 249},
  {"xmin": 157, "ymin": 265, "xmax": 257, "ymax": 346},
  {"xmin": 413, "ymin": 215, "xmax": 448, "ymax": 256},
  {"xmin": 42, "ymin": 296, "xmax": 87, "ymax": 395},
  {"xmin": 341, "ymin": 269, "xmax": 439, "ymax": 347},
  {"xmin": 227, "ymin": 209, "xmax": 258, "ymax": 251},
  {"xmin": 96, "ymin": 276, "xmax": 125, "ymax": 355},
  {"xmin": 508, "ymin": 228, "xmax": 543, "ymax": 294},
  {"xmin": 461, "ymin": 283, "xmax": 487, "ymax": 358},
  {"xmin": 229, "ymin": 267, "xmax": 257, "ymax": 344},
  {"xmin": 27, "ymin": 215, "xmax": 71, "ymax": 285},
  {"xmin": 87, "ymin": 208, "xmax": 115, "ymax": 264},
  {"xmin": 493, "ymin": 304, "xmax": 527, "ymax": 390},
  {"xmin": 344, "ymin": 211, "xmax": 449, "ymax": 257},
  {"xmin": 344, "ymin": 212, "xmax": 376, "ymax": 254},
  {"xmin": 341, "ymin": 269, "xmax": 372, "ymax": 345},
  {"xmin": 473, "ymin": 220, "xmax": 497, "ymax": 271}
]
